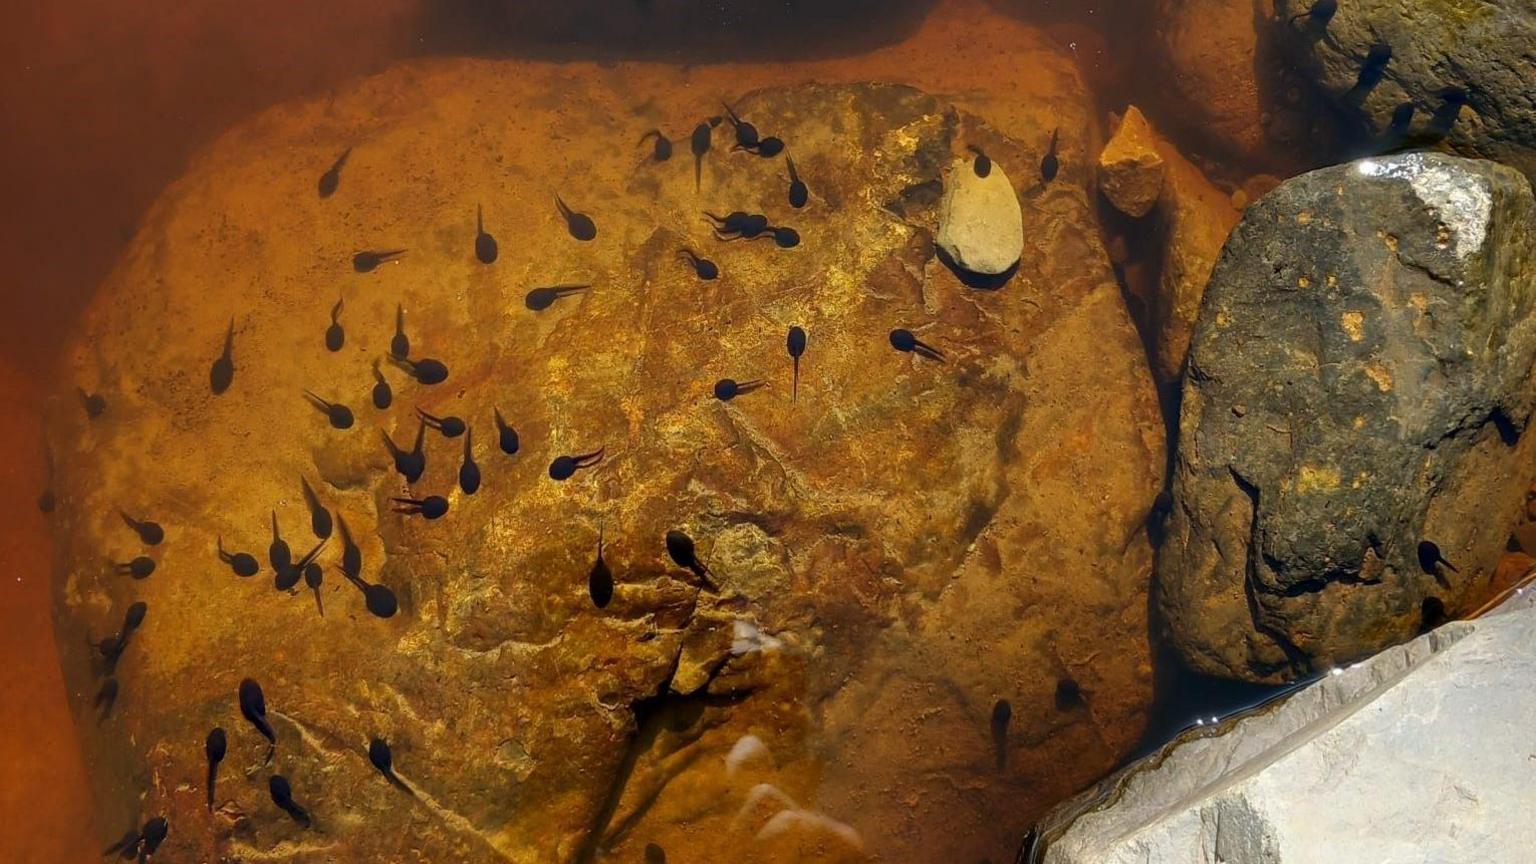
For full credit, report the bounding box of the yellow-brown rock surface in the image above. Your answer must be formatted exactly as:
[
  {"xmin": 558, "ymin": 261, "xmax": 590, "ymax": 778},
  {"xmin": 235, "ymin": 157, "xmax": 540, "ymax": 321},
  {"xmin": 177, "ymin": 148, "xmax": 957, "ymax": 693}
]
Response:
[
  {"xmin": 1103, "ymin": 107, "xmax": 1240, "ymax": 383},
  {"xmin": 47, "ymin": 54, "xmax": 1163, "ymax": 864},
  {"xmin": 1153, "ymin": 0, "xmax": 1274, "ymax": 164},
  {"xmin": 1150, "ymin": 126, "xmax": 1241, "ymax": 383},
  {"xmin": 1098, "ymin": 107, "xmax": 1166, "ymax": 218}
]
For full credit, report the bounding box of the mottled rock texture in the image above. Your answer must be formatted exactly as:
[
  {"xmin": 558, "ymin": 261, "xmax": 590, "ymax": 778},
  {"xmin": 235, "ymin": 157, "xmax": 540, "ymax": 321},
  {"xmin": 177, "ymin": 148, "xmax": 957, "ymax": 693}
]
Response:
[
  {"xmin": 1038, "ymin": 591, "xmax": 1536, "ymax": 864},
  {"xmin": 1159, "ymin": 152, "xmax": 1536, "ymax": 683},
  {"xmin": 48, "ymin": 58, "xmax": 1163, "ymax": 864},
  {"xmin": 1275, "ymin": 0, "xmax": 1536, "ymax": 183}
]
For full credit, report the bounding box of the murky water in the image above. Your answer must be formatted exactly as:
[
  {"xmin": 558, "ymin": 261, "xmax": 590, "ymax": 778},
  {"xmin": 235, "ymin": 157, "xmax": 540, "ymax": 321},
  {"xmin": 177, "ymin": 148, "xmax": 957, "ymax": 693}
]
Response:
[{"xmin": 1, "ymin": 1, "xmax": 1522, "ymax": 862}]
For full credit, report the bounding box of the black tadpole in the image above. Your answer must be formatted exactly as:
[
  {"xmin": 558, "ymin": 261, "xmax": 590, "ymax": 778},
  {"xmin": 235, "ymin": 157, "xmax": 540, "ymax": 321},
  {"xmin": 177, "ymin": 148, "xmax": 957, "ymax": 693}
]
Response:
[
  {"xmin": 767, "ymin": 226, "xmax": 799, "ymax": 248},
  {"xmin": 1055, "ymin": 677, "xmax": 1085, "ymax": 711},
  {"xmin": 300, "ymin": 476, "xmax": 332, "ymax": 539},
  {"xmin": 239, "ymin": 677, "xmax": 276, "ymax": 764},
  {"xmin": 369, "ymin": 737, "xmax": 415, "ymax": 794},
  {"xmin": 137, "ymin": 816, "xmax": 168, "ymax": 861},
  {"xmin": 645, "ymin": 843, "xmax": 667, "ymax": 864},
  {"xmin": 336, "ymin": 514, "xmax": 362, "ymax": 582},
  {"xmin": 677, "ymin": 249, "xmax": 719, "ymax": 280},
  {"xmin": 786, "ymin": 326, "xmax": 809, "ymax": 402},
  {"xmin": 113, "ymin": 556, "xmax": 155, "ymax": 580},
  {"xmin": 459, "ymin": 428, "xmax": 481, "ymax": 495},
  {"xmin": 525, "ymin": 284, "xmax": 591, "ymax": 311},
  {"xmin": 968, "ymin": 144, "xmax": 992, "ymax": 178},
  {"xmin": 352, "ymin": 249, "xmax": 405, "ymax": 273},
  {"xmin": 219, "ymin": 536, "xmax": 260, "ymax": 577},
  {"xmin": 1428, "ymin": 88, "xmax": 1468, "ymax": 139},
  {"xmin": 1417, "ymin": 540, "xmax": 1459, "ymax": 575},
  {"xmin": 753, "ymin": 136, "xmax": 784, "ymax": 157},
  {"xmin": 340, "ymin": 567, "xmax": 398, "ymax": 619},
  {"xmin": 417, "ymin": 407, "xmax": 466, "ymax": 438},
  {"xmin": 786, "ymin": 157, "xmax": 808, "ymax": 208},
  {"xmin": 119, "ymin": 511, "xmax": 164, "ymax": 545},
  {"xmin": 269, "ymin": 510, "xmax": 292, "ymax": 571},
  {"xmin": 389, "ymin": 355, "xmax": 449, "ymax": 385},
  {"xmin": 713, "ymin": 378, "xmax": 766, "ymax": 401},
  {"xmin": 589, "ymin": 527, "xmax": 613, "ymax": 609},
  {"xmin": 548, "ymin": 447, "xmax": 605, "ymax": 481},
  {"xmin": 555, "ymin": 195, "xmax": 597, "ymax": 241},
  {"xmin": 280, "ymin": 538, "xmax": 327, "ymax": 593},
  {"xmin": 1040, "ymin": 128, "xmax": 1060, "ymax": 184},
  {"xmin": 268, "ymin": 775, "xmax": 311, "ymax": 828},
  {"xmin": 889, "ymin": 328, "xmax": 946, "ymax": 362},
  {"xmin": 639, "ymin": 129, "xmax": 673, "ymax": 162},
  {"xmin": 1289, "ymin": 0, "xmax": 1337, "ymax": 26},
  {"xmin": 391, "ymin": 303, "xmax": 410, "ymax": 360},
  {"xmin": 691, "ymin": 120, "xmax": 713, "ymax": 192},
  {"xmin": 1345, "ymin": 43, "xmax": 1393, "ymax": 105},
  {"xmin": 371, "ymin": 359, "xmax": 393, "ymax": 410},
  {"xmin": 325, "ymin": 296, "xmax": 345, "ymax": 352},
  {"xmin": 305, "ymin": 559, "xmax": 324, "ymax": 617},
  {"xmin": 317, "ymin": 147, "xmax": 350, "ymax": 199},
  {"xmin": 493, "ymin": 408, "xmax": 521, "ymax": 455},
  {"xmin": 393, "ymin": 495, "xmax": 449, "ymax": 519},
  {"xmin": 303, "ymin": 391, "xmax": 355, "ymax": 429},
  {"xmin": 381, "ymin": 420, "xmax": 428, "ymax": 483},
  {"xmin": 78, "ymin": 387, "xmax": 106, "ymax": 419},
  {"xmin": 664, "ymin": 529, "xmax": 717, "ymax": 591},
  {"xmin": 721, "ymin": 101, "xmax": 759, "ymax": 148},
  {"xmin": 475, "ymin": 204, "xmax": 499, "ymax": 264},
  {"xmin": 990, "ymin": 699, "xmax": 1011, "ymax": 771},
  {"xmin": 205, "ymin": 727, "xmax": 227, "ymax": 812},
  {"xmin": 96, "ymin": 601, "xmax": 147, "ymax": 671},
  {"xmin": 210, "ymin": 317, "xmax": 235, "ymax": 395}
]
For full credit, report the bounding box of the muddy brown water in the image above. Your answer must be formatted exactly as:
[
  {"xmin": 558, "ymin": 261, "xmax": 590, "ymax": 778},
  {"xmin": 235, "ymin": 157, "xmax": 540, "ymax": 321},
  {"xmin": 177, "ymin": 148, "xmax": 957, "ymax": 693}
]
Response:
[{"xmin": 0, "ymin": 0, "xmax": 1413, "ymax": 860}]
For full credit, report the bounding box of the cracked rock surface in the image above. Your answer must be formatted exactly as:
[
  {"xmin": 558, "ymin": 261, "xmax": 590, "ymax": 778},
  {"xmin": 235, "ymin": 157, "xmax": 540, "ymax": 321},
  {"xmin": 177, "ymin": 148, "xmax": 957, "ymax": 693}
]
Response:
[
  {"xmin": 1158, "ymin": 152, "xmax": 1536, "ymax": 683},
  {"xmin": 49, "ymin": 62, "xmax": 1162, "ymax": 864}
]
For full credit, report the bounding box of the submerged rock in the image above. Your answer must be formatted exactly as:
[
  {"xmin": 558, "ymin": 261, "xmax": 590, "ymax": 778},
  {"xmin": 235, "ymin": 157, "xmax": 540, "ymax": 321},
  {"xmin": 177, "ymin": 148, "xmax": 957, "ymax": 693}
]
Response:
[
  {"xmin": 1103, "ymin": 106, "xmax": 1241, "ymax": 383},
  {"xmin": 1098, "ymin": 107, "xmax": 1166, "ymax": 218},
  {"xmin": 48, "ymin": 60, "xmax": 1162, "ymax": 864},
  {"xmin": 936, "ymin": 155, "xmax": 1025, "ymax": 276},
  {"xmin": 1275, "ymin": 0, "xmax": 1536, "ymax": 183},
  {"xmin": 1159, "ymin": 152, "xmax": 1536, "ymax": 683},
  {"xmin": 1152, "ymin": 0, "xmax": 1280, "ymax": 166},
  {"xmin": 1037, "ymin": 591, "xmax": 1536, "ymax": 863}
]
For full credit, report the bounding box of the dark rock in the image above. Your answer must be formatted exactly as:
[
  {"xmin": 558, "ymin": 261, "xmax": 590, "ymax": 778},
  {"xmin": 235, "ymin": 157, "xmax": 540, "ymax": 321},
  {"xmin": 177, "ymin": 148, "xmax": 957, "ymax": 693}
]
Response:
[
  {"xmin": 1275, "ymin": 0, "xmax": 1536, "ymax": 183},
  {"xmin": 1158, "ymin": 152, "xmax": 1536, "ymax": 683}
]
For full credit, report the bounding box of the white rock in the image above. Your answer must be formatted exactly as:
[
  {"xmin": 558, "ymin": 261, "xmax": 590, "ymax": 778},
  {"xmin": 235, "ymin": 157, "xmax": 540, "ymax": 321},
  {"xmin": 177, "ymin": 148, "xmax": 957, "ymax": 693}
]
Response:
[
  {"xmin": 1036, "ymin": 591, "xmax": 1536, "ymax": 864},
  {"xmin": 936, "ymin": 156, "xmax": 1024, "ymax": 275}
]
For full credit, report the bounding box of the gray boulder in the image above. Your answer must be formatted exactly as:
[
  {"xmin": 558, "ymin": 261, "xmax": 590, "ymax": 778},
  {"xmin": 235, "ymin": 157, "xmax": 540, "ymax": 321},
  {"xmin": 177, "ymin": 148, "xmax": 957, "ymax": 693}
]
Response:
[
  {"xmin": 1275, "ymin": 0, "xmax": 1536, "ymax": 183},
  {"xmin": 1158, "ymin": 152, "xmax": 1536, "ymax": 683},
  {"xmin": 1036, "ymin": 590, "xmax": 1536, "ymax": 864}
]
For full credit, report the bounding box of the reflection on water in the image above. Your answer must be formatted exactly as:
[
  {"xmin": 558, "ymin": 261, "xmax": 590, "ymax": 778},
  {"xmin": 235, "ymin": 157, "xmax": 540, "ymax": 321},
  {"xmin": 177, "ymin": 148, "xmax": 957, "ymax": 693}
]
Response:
[{"xmin": 0, "ymin": 1, "xmax": 1511, "ymax": 862}]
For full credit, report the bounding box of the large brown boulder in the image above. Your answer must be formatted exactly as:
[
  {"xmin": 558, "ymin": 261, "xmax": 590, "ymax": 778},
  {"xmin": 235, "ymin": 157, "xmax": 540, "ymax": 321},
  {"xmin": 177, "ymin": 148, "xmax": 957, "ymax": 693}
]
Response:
[
  {"xmin": 47, "ymin": 59, "xmax": 1163, "ymax": 863},
  {"xmin": 1158, "ymin": 152, "xmax": 1536, "ymax": 683}
]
